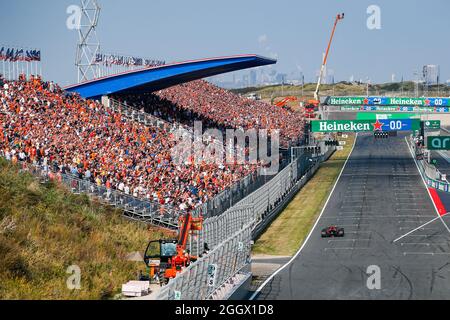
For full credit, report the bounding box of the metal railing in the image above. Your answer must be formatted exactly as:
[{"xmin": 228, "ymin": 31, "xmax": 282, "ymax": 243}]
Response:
[
  {"xmin": 408, "ymin": 136, "xmax": 450, "ymax": 192},
  {"xmin": 156, "ymin": 221, "xmax": 253, "ymax": 300},
  {"xmin": 19, "ymin": 161, "xmax": 181, "ymax": 227},
  {"xmin": 155, "ymin": 145, "xmax": 333, "ymax": 300}
]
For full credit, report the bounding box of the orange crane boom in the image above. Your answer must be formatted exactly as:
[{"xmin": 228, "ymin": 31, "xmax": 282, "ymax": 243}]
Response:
[
  {"xmin": 314, "ymin": 13, "xmax": 344, "ymax": 102},
  {"xmin": 275, "ymin": 96, "xmax": 297, "ymax": 107},
  {"xmin": 142, "ymin": 212, "xmax": 203, "ymax": 283}
]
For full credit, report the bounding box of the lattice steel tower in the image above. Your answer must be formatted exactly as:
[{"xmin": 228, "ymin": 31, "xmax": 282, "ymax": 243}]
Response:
[{"xmin": 75, "ymin": 0, "xmax": 101, "ymax": 83}]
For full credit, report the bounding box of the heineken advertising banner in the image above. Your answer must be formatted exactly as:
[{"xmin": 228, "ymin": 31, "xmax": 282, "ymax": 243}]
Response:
[
  {"xmin": 327, "ymin": 96, "xmax": 450, "ymax": 107},
  {"xmin": 311, "ymin": 119, "xmax": 420, "ymax": 133},
  {"xmin": 356, "ymin": 112, "xmax": 420, "ymax": 120},
  {"xmin": 340, "ymin": 105, "xmax": 450, "ymax": 113}
]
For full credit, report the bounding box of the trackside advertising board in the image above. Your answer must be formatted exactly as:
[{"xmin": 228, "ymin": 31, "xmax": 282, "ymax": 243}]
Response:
[
  {"xmin": 428, "ymin": 136, "xmax": 450, "ymax": 150},
  {"xmin": 327, "ymin": 96, "xmax": 450, "ymax": 107},
  {"xmin": 311, "ymin": 119, "xmax": 420, "ymax": 133},
  {"xmin": 341, "ymin": 105, "xmax": 450, "ymax": 113},
  {"xmin": 356, "ymin": 112, "xmax": 420, "ymax": 120}
]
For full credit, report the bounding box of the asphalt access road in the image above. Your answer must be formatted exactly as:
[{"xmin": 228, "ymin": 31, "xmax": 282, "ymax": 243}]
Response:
[{"xmin": 256, "ymin": 132, "xmax": 450, "ymax": 299}]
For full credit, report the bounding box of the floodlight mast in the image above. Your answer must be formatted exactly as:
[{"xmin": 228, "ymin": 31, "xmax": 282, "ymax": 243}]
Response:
[
  {"xmin": 314, "ymin": 13, "xmax": 344, "ymax": 102},
  {"xmin": 75, "ymin": 0, "xmax": 101, "ymax": 83}
]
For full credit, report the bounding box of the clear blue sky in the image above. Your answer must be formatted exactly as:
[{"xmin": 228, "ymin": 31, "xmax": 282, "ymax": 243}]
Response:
[{"xmin": 1, "ymin": 0, "xmax": 449, "ymax": 86}]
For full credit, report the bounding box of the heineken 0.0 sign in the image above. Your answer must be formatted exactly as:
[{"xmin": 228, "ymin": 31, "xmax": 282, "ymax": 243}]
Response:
[
  {"xmin": 428, "ymin": 136, "xmax": 450, "ymax": 150},
  {"xmin": 312, "ymin": 120, "xmax": 370, "ymax": 132},
  {"xmin": 311, "ymin": 119, "xmax": 420, "ymax": 133}
]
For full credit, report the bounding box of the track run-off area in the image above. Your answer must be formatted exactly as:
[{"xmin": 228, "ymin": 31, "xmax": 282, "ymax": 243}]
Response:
[{"xmin": 253, "ymin": 132, "xmax": 450, "ymax": 300}]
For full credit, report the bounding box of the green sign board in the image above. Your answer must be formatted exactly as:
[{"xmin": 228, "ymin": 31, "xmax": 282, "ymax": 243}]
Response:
[
  {"xmin": 329, "ymin": 97, "xmax": 366, "ymax": 105},
  {"xmin": 328, "ymin": 96, "xmax": 450, "ymax": 107},
  {"xmin": 356, "ymin": 112, "xmax": 420, "ymax": 120},
  {"xmin": 312, "ymin": 120, "xmax": 371, "ymax": 132},
  {"xmin": 387, "ymin": 97, "xmax": 430, "ymax": 106},
  {"xmin": 341, "ymin": 105, "xmax": 448, "ymax": 113},
  {"xmin": 424, "ymin": 120, "xmax": 441, "ymax": 129},
  {"xmin": 428, "ymin": 136, "xmax": 450, "ymax": 150},
  {"xmin": 311, "ymin": 119, "xmax": 420, "ymax": 133}
]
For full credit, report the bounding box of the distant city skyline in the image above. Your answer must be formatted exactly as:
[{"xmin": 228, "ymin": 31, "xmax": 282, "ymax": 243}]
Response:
[
  {"xmin": 208, "ymin": 64, "xmax": 440, "ymax": 89},
  {"xmin": 1, "ymin": 0, "xmax": 450, "ymax": 86}
]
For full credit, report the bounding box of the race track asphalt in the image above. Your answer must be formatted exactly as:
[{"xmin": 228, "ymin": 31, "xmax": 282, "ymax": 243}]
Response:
[{"xmin": 256, "ymin": 132, "xmax": 450, "ymax": 300}]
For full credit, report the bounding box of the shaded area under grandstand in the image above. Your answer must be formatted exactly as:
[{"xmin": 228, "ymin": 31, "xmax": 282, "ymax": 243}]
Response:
[{"xmin": 64, "ymin": 54, "xmax": 276, "ymax": 99}]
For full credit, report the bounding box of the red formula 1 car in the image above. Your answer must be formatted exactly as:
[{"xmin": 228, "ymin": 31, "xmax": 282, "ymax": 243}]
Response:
[{"xmin": 321, "ymin": 225, "xmax": 345, "ymax": 238}]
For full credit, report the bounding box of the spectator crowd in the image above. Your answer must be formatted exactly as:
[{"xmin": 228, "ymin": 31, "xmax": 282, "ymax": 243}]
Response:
[
  {"xmin": 0, "ymin": 75, "xmax": 305, "ymax": 214},
  {"xmin": 114, "ymin": 80, "xmax": 306, "ymax": 148},
  {"xmin": 0, "ymin": 76, "xmax": 259, "ymax": 212}
]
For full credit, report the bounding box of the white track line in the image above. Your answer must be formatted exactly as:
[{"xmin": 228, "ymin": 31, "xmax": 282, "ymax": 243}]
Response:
[
  {"xmin": 403, "ymin": 252, "xmax": 450, "ymax": 256},
  {"xmin": 394, "ymin": 211, "xmax": 450, "ymax": 243},
  {"xmin": 404, "ymin": 136, "xmax": 450, "ymax": 234},
  {"xmin": 393, "ymin": 216, "xmax": 441, "ymax": 243},
  {"xmin": 249, "ymin": 133, "xmax": 358, "ymax": 300}
]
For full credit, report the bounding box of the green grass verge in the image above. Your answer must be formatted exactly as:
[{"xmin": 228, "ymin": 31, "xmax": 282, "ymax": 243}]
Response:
[
  {"xmin": 252, "ymin": 134, "xmax": 356, "ymax": 256},
  {"xmin": 231, "ymin": 81, "xmax": 446, "ymax": 100},
  {"xmin": 0, "ymin": 158, "xmax": 174, "ymax": 299}
]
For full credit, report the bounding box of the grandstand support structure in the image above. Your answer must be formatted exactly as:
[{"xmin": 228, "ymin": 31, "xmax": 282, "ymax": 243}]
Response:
[{"xmin": 75, "ymin": 0, "xmax": 101, "ymax": 83}]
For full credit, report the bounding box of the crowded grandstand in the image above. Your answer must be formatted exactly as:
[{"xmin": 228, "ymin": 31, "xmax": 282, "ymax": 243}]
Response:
[{"xmin": 0, "ymin": 74, "xmax": 306, "ymax": 217}]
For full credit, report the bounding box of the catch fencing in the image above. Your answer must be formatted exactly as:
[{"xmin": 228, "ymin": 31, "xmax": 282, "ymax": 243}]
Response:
[
  {"xmin": 156, "ymin": 146, "xmax": 332, "ymax": 300},
  {"xmin": 17, "ymin": 161, "xmax": 269, "ymax": 229},
  {"xmin": 156, "ymin": 222, "xmax": 253, "ymax": 300}
]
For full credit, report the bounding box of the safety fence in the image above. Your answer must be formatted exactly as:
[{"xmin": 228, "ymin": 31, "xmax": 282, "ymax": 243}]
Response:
[
  {"xmin": 106, "ymin": 98, "xmax": 280, "ymax": 219},
  {"xmin": 16, "ymin": 160, "xmax": 268, "ymax": 229},
  {"xmin": 157, "ymin": 146, "xmax": 331, "ymax": 300},
  {"xmin": 197, "ymin": 154, "xmax": 318, "ymax": 251},
  {"xmin": 408, "ymin": 136, "xmax": 450, "ymax": 192},
  {"xmin": 418, "ymin": 160, "xmax": 450, "ymax": 192},
  {"xmin": 156, "ymin": 222, "xmax": 253, "ymax": 300},
  {"xmin": 19, "ymin": 162, "xmax": 180, "ymax": 228},
  {"xmin": 252, "ymin": 160, "xmax": 320, "ymax": 239}
]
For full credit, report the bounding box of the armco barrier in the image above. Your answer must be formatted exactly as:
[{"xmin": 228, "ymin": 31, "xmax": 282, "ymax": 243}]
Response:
[
  {"xmin": 407, "ymin": 136, "xmax": 450, "ymax": 192},
  {"xmin": 252, "ymin": 160, "xmax": 320, "ymax": 239}
]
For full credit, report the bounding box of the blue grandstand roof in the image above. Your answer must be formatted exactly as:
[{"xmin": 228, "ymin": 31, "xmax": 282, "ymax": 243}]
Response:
[{"xmin": 64, "ymin": 54, "xmax": 276, "ymax": 99}]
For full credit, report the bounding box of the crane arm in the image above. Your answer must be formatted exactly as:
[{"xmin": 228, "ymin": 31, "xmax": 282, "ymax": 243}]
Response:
[
  {"xmin": 177, "ymin": 213, "xmax": 192, "ymax": 248},
  {"xmin": 314, "ymin": 13, "xmax": 344, "ymax": 101},
  {"xmin": 275, "ymin": 96, "xmax": 297, "ymax": 107}
]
